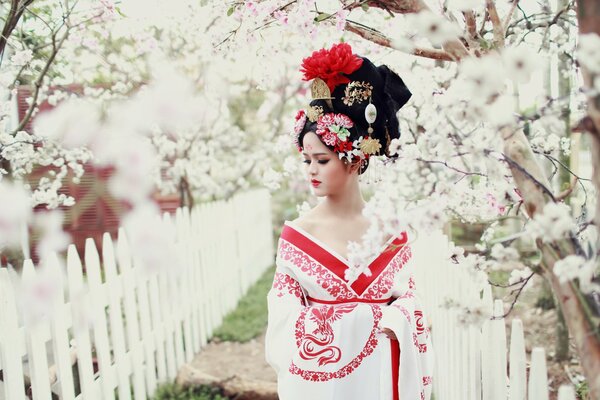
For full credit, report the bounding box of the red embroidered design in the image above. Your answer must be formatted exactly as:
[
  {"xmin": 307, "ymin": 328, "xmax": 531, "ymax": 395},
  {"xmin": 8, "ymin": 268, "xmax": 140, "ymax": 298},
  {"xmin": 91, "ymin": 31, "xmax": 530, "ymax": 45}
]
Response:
[
  {"xmin": 408, "ymin": 276, "xmax": 416, "ymax": 289},
  {"xmin": 423, "ymin": 376, "xmax": 432, "ymax": 385},
  {"xmin": 272, "ymin": 272, "xmax": 305, "ymax": 303},
  {"xmin": 411, "ymin": 332, "xmax": 427, "ymax": 352},
  {"xmin": 415, "ymin": 310, "xmax": 425, "ymax": 334},
  {"xmin": 278, "ymin": 241, "xmax": 356, "ymax": 300},
  {"xmin": 362, "ymin": 245, "xmax": 412, "ymax": 299},
  {"xmin": 397, "ymin": 291, "xmax": 415, "ymax": 300},
  {"xmin": 290, "ymin": 305, "xmax": 382, "ymax": 381},
  {"xmin": 299, "ymin": 304, "xmax": 358, "ymax": 366},
  {"xmin": 393, "ymin": 304, "xmax": 412, "ymax": 324}
]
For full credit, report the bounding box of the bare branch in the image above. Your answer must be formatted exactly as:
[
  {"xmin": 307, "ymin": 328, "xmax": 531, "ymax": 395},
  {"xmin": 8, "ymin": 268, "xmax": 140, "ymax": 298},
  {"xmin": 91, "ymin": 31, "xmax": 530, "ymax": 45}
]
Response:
[
  {"xmin": 486, "ymin": 0, "xmax": 505, "ymax": 47},
  {"xmin": 501, "ymin": 152, "xmax": 556, "ymax": 201},
  {"xmin": 0, "ymin": 0, "xmax": 35, "ymax": 57},
  {"xmin": 491, "ymin": 271, "xmax": 536, "ymax": 319},
  {"xmin": 416, "ymin": 157, "xmax": 486, "ymax": 177},
  {"xmin": 463, "ymin": 10, "xmax": 478, "ymax": 39},
  {"xmin": 11, "ymin": 30, "xmax": 68, "ymax": 134},
  {"xmin": 502, "ymin": 0, "xmax": 520, "ymax": 37},
  {"xmin": 555, "ymin": 177, "xmax": 578, "ymax": 202},
  {"xmin": 345, "ymin": 22, "xmax": 456, "ymax": 61}
]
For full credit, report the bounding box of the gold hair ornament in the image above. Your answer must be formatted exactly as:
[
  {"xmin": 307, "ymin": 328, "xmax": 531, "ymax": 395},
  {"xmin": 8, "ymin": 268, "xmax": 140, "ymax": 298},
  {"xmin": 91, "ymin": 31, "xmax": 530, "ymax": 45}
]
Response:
[
  {"xmin": 310, "ymin": 78, "xmax": 334, "ymax": 109},
  {"xmin": 342, "ymin": 81, "xmax": 373, "ymax": 106},
  {"xmin": 306, "ymin": 105, "xmax": 324, "ymax": 122}
]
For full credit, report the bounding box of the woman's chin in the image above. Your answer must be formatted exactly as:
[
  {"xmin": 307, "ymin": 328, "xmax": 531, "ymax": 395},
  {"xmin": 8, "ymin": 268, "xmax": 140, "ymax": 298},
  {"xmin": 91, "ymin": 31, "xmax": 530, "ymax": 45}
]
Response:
[{"xmin": 310, "ymin": 187, "xmax": 327, "ymax": 197}]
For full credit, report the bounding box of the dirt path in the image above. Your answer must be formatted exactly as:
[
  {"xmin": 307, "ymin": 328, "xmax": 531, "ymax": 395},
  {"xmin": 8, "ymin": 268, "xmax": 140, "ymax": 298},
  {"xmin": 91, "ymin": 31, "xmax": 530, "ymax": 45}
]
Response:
[{"xmin": 190, "ymin": 331, "xmax": 276, "ymax": 384}]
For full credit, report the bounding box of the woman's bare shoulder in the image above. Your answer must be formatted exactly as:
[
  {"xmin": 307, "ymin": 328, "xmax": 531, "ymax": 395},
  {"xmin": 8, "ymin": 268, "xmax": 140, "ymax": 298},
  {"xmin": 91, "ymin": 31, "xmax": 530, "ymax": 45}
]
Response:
[{"xmin": 290, "ymin": 208, "xmax": 323, "ymax": 233}]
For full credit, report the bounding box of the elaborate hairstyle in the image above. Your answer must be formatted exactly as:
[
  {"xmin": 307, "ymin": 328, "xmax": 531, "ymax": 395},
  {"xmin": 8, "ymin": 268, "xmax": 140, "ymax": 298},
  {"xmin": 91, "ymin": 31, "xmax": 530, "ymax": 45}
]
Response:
[{"xmin": 293, "ymin": 43, "xmax": 412, "ymax": 172}]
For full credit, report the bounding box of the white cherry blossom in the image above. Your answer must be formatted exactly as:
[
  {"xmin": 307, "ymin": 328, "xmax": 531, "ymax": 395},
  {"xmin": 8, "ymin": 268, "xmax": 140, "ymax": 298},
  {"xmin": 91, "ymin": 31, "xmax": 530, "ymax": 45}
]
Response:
[
  {"xmin": 578, "ymin": 33, "xmax": 600, "ymax": 73},
  {"xmin": 406, "ymin": 11, "xmax": 462, "ymax": 47},
  {"xmin": 527, "ymin": 202, "xmax": 577, "ymax": 242},
  {"xmin": 0, "ymin": 181, "xmax": 31, "ymax": 250}
]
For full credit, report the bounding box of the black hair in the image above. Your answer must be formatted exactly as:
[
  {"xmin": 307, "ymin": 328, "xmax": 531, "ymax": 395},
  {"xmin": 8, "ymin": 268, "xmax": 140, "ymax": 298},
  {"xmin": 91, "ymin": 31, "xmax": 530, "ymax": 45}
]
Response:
[{"xmin": 297, "ymin": 57, "xmax": 412, "ymax": 175}]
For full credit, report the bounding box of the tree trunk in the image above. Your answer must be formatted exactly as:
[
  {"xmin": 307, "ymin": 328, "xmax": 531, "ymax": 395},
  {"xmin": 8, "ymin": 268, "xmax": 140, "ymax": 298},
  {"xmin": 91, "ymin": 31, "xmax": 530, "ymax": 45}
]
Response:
[
  {"xmin": 555, "ymin": 0, "xmax": 573, "ymax": 361},
  {"xmin": 541, "ymin": 246, "xmax": 600, "ymax": 398},
  {"xmin": 503, "ymin": 126, "xmax": 600, "ymax": 396},
  {"xmin": 576, "ymin": 0, "xmax": 600, "ymax": 250}
]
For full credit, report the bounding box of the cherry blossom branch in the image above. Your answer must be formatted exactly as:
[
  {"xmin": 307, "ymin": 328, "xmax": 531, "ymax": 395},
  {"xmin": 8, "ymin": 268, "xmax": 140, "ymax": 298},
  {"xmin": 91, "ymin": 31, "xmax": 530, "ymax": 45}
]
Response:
[
  {"xmin": 344, "ymin": 22, "xmax": 455, "ymax": 61},
  {"xmin": 500, "ymin": 152, "xmax": 556, "ymax": 201},
  {"xmin": 463, "ymin": 10, "xmax": 478, "ymax": 39},
  {"xmin": 505, "ymin": 6, "xmax": 576, "ymax": 38},
  {"xmin": 416, "ymin": 157, "xmax": 486, "ymax": 177},
  {"xmin": 0, "ymin": 0, "xmax": 35, "ymax": 58},
  {"xmin": 490, "ymin": 271, "xmax": 536, "ymax": 319},
  {"xmin": 0, "ymin": 139, "xmax": 38, "ymax": 151},
  {"xmin": 11, "ymin": 30, "xmax": 68, "ymax": 135},
  {"xmin": 576, "ymin": 220, "xmax": 595, "ymax": 236},
  {"xmin": 489, "ymin": 270, "xmax": 534, "ymax": 289},
  {"xmin": 10, "ymin": 5, "xmax": 100, "ymax": 135},
  {"xmin": 486, "ymin": 0, "xmax": 505, "ymax": 47},
  {"xmin": 502, "ymin": 0, "xmax": 520, "ymax": 37},
  {"xmin": 478, "ymin": 7, "xmax": 489, "ymax": 37},
  {"xmin": 537, "ymin": 152, "xmax": 592, "ymax": 182}
]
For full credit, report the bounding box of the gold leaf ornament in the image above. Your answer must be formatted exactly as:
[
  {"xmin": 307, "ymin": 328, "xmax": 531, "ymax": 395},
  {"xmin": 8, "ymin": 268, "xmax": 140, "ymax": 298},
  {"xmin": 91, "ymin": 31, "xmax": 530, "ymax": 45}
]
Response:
[
  {"xmin": 359, "ymin": 137, "xmax": 382, "ymax": 155},
  {"xmin": 342, "ymin": 81, "xmax": 373, "ymax": 106},
  {"xmin": 306, "ymin": 105, "xmax": 324, "ymax": 122},
  {"xmin": 310, "ymin": 78, "xmax": 334, "ymax": 109}
]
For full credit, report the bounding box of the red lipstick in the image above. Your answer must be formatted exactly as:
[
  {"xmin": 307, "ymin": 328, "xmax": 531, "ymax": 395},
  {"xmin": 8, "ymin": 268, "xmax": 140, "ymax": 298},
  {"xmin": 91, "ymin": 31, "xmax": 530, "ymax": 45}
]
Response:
[{"xmin": 311, "ymin": 179, "xmax": 321, "ymax": 187}]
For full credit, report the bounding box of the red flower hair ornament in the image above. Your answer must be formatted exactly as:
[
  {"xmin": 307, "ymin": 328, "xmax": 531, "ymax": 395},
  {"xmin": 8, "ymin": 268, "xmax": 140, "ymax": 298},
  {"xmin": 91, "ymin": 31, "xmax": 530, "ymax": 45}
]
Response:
[{"xmin": 300, "ymin": 43, "xmax": 363, "ymax": 92}]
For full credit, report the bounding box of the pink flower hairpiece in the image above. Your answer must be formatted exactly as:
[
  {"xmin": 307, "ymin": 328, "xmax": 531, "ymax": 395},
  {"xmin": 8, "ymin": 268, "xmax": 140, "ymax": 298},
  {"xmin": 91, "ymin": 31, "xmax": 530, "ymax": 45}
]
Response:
[
  {"xmin": 293, "ymin": 110, "xmax": 307, "ymax": 151},
  {"xmin": 292, "ymin": 109, "xmax": 382, "ymax": 162}
]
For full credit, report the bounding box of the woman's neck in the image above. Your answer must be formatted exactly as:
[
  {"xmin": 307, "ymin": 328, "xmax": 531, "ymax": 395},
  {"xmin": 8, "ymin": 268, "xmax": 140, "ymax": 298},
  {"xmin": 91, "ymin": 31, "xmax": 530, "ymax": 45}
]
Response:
[{"xmin": 320, "ymin": 179, "xmax": 365, "ymax": 219}]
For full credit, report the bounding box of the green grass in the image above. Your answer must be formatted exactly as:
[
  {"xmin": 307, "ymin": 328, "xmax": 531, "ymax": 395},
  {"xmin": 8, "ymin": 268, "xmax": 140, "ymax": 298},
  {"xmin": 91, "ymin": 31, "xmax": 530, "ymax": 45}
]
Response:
[
  {"xmin": 576, "ymin": 380, "xmax": 589, "ymax": 400},
  {"xmin": 152, "ymin": 383, "xmax": 228, "ymax": 400},
  {"xmin": 211, "ymin": 265, "xmax": 275, "ymax": 342}
]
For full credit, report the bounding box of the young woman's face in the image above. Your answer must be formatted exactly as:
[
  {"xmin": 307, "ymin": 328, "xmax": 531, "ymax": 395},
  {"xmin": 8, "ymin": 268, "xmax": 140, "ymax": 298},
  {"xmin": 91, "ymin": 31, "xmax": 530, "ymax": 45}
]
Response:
[{"xmin": 301, "ymin": 131, "xmax": 356, "ymax": 196}]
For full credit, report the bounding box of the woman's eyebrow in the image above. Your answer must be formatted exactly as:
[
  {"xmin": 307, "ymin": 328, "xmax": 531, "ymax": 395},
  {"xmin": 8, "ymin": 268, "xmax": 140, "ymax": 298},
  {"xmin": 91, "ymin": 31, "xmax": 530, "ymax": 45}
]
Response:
[{"xmin": 302, "ymin": 152, "xmax": 329, "ymax": 156}]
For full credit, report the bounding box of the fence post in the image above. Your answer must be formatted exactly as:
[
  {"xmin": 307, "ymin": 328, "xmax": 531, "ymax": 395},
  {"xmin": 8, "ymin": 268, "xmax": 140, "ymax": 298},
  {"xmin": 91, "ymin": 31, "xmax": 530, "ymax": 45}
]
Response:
[
  {"xmin": 21, "ymin": 260, "xmax": 52, "ymax": 400},
  {"xmin": 528, "ymin": 347, "xmax": 549, "ymax": 400},
  {"xmin": 47, "ymin": 253, "xmax": 76, "ymax": 400},
  {"xmin": 116, "ymin": 229, "xmax": 147, "ymax": 400},
  {"xmin": 66, "ymin": 245, "xmax": 98, "ymax": 400},
  {"xmin": 102, "ymin": 233, "xmax": 132, "ymax": 400},
  {"xmin": 509, "ymin": 318, "xmax": 526, "ymax": 400},
  {"xmin": 0, "ymin": 268, "xmax": 27, "ymax": 400},
  {"xmin": 85, "ymin": 239, "xmax": 116, "ymax": 400},
  {"xmin": 557, "ymin": 385, "xmax": 576, "ymax": 400}
]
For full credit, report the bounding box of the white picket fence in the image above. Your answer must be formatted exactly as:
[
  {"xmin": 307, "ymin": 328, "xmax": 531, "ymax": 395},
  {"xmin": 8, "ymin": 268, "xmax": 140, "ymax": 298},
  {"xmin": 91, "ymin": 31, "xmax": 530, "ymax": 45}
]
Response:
[
  {"xmin": 414, "ymin": 230, "xmax": 577, "ymax": 400},
  {"xmin": 0, "ymin": 189, "xmax": 274, "ymax": 400}
]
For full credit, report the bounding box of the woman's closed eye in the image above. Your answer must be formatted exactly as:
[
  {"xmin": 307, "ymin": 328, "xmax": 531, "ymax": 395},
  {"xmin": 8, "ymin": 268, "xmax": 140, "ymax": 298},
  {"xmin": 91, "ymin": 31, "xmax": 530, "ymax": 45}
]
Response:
[{"xmin": 303, "ymin": 159, "xmax": 329, "ymax": 165}]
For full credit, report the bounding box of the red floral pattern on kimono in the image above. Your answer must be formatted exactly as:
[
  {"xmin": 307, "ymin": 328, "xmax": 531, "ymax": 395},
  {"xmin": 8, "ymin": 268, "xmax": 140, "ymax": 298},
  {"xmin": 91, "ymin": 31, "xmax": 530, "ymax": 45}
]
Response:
[{"xmin": 266, "ymin": 222, "xmax": 434, "ymax": 400}]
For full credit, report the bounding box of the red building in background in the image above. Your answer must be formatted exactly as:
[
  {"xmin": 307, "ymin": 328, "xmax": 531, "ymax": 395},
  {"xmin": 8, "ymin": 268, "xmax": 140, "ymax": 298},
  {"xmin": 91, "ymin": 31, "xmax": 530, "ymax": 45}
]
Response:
[{"xmin": 16, "ymin": 85, "xmax": 180, "ymax": 262}]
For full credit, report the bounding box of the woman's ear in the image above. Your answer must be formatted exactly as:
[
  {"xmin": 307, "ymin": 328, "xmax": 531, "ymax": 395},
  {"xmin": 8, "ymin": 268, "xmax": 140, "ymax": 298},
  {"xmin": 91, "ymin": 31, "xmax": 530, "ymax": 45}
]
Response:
[{"xmin": 348, "ymin": 159, "xmax": 361, "ymax": 174}]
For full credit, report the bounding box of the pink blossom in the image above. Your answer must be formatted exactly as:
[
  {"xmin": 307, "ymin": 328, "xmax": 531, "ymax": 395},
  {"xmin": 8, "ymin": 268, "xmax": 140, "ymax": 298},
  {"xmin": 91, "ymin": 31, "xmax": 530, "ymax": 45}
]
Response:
[
  {"xmin": 274, "ymin": 10, "xmax": 288, "ymax": 25},
  {"xmin": 335, "ymin": 10, "xmax": 349, "ymax": 32},
  {"xmin": 245, "ymin": 1, "xmax": 259, "ymax": 17},
  {"xmin": 485, "ymin": 193, "xmax": 505, "ymax": 215}
]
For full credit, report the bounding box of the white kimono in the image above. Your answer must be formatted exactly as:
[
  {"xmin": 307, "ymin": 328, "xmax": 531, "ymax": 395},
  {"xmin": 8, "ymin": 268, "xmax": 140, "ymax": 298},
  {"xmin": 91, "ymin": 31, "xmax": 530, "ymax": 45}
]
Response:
[{"xmin": 266, "ymin": 222, "xmax": 434, "ymax": 400}]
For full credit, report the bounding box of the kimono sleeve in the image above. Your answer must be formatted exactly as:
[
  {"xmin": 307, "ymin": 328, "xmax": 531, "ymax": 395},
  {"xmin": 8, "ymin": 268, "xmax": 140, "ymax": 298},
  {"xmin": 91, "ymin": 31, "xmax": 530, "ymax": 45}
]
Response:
[
  {"xmin": 379, "ymin": 239, "xmax": 435, "ymax": 400},
  {"xmin": 264, "ymin": 260, "xmax": 307, "ymax": 374}
]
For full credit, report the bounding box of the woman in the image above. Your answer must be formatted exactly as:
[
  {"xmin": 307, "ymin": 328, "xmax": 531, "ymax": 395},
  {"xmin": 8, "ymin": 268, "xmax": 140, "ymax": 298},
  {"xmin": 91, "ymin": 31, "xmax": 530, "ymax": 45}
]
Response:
[{"xmin": 266, "ymin": 43, "xmax": 434, "ymax": 400}]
